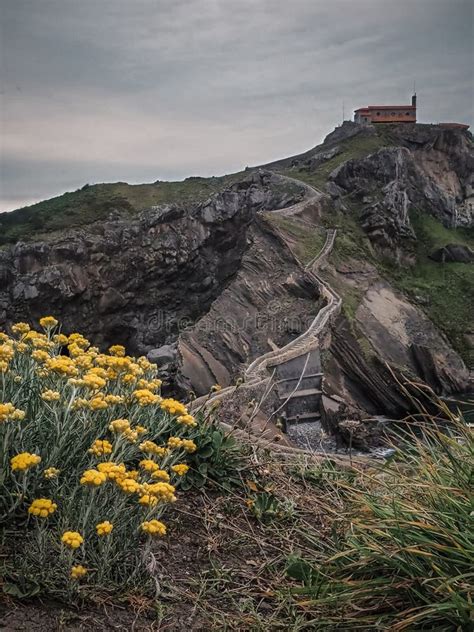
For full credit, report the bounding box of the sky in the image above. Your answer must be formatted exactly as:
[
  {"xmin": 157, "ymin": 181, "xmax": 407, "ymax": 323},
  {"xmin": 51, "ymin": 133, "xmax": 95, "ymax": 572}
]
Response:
[{"xmin": 1, "ymin": 0, "xmax": 473, "ymax": 212}]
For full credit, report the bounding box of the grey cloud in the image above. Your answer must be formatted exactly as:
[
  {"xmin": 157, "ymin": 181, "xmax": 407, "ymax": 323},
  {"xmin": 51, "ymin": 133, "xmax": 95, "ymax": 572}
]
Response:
[{"xmin": 1, "ymin": 0, "xmax": 472, "ymax": 210}]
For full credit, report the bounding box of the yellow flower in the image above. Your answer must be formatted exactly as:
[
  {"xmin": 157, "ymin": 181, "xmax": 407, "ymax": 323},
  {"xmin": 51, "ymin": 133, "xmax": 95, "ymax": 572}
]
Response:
[
  {"xmin": 88, "ymin": 367, "xmax": 107, "ymax": 378},
  {"xmin": 177, "ymin": 414, "xmax": 197, "ymax": 427},
  {"xmin": 32, "ymin": 336, "xmax": 53, "ymax": 350},
  {"xmin": 71, "ymin": 397, "xmax": 89, "ymax": 410},
  {"xmin": 68, "ymin": 333, "xmax": 90, "ymax": 349},
  {"xmin": 97, "ymin": 461, "xmax": 126, "ymax": 480},
  {"xmin": 41, "ymin": 390, "xmax": 61, "ymax": 402},
  {"xmin": 46, "ymin": 356, "xmax": 78, "ymax": 377},
  {"xmin": 167, "ymin": 437, "xmax": 183, "ymax": 449},
  {"xmin": 117, "ymin": 477, "xmax": 140, "ymax": 494},
  {"xmin": 74, "ymin": 353, "xmax": 93, "ymax": 369},
  {"xmin": 53, "ymin": 333, "xmax": 69, "ymax": 346},
  {"xmin": 43, "ymin": 467, "xmax": 60, "ymax": 479},
  {"xmin": 15, "ymin": 342, "xmax": 28, "ymax": 353},
  {"xmin": 141, "ymin": 520, "xmax": 167, "ymax": 537},
  {"xmin": 62, "ymin": 531, "xmax": 83, "ymax": 549},
  {"xmin": 96, "ymin": 520, "xmax": 113, "ymax": 536},
  {"xmin": 28, "ymin": 498, "xmax": 57, "ymax": 518},
  {"xmin": 160, "ymin": 398, "xmax": 188, "ymax": 416},
  {"xmin": 137, "ymin": 356, "xmax": 156, "ymax": 371},
  {"xmin": 139, "ymin": 440, "xmax": 168, "ymax": 457},
  {"xmin": 108, "ymin": 418, "xmax": 130, "ymax": 433},
  {"xmin": 138, "ymin": 494, "xmax": 158, "ymax": 507},
  {"xmin": 132, "ymin": 389, "xmax": 160, "ymax": 406},
  {"xmin": 11, "ymin": 322, "xmax": 30, "ymax": 335},
  {"xmin": 171, "ymin": 464, "xmax": 189, "ymax": 476},
  {"xmin": 88, "ymin": 439, "xmax": 113, "ymax": 456},
  {"xmin": 80, "ymin": 469, "xmax": 107, "ymax": 486},
  {"xmin": 89, "ymin": 396, "xmax": 108, "ymax": 410},
  {"xmin": 139, "ymin": 459, "xmax": 159, "ymax": 473},
  {"xmin": 32, "ymin": 349, "xmax": 49, "ymax": 363},
  {"xmin": 108, "ymin": 345, "xmax": 126, "ymax": 357},
  {"xmin": 104, "ymin": 394, "xmax": 124, "ymax": 405},
  {"xmin": 0, "ymin": 360, "xmax": 9, "ymax": 373},
  {"xmin": 39, "ymin": 316, "xmax": 58, "ymax": 329},
  {"xmin": 0, "ymin": 344, "xmax": 14, "ymax": 362},
  {"xmin": 0, "ymin": 403, "xmax": 25, "ymax": 423},
  {"xmin": 11, "ymin": 409, "xmax": 26, "ymax": 421},
  {"xmin": 11, "ymin": 452, "xmax": 41, "ymax": 472},
  {"xmin": 135, "ymin": 425, "xmax": 147, "ymax": 435},
  {"xmin": 142, "ymin": 482, "xmax": 176, "ymax": 503},
  {"xmin": 81, "ymin": 373, "xmax": 107, "ymax": 390},
  {"xmin": 151, "ymin": 469, "xmax": 170, "ymax": 482},
  {"xmin": 70, "ymin": 565, "xmax": 87, "ymax": 579},
  {"xmin": 126, "ymin": 469, "xmax": 139, "ymax": 480},
  {"xmin": 123, "ymin": 428, "xmax": 138, "ymax": 443},
  {"xmin": 182, "ymin": 439, "xmax": 197, "ymax": 454}
]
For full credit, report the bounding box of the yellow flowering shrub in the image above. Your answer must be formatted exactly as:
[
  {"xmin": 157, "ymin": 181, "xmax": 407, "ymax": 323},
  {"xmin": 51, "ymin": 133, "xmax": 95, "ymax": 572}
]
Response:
[{"xmin": 0, "ymin": 318, "xmax": 201, "ymax": 591}]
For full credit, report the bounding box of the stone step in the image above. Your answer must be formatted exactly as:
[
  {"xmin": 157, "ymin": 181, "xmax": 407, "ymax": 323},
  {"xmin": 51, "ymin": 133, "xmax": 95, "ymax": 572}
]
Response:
[
  {"xmin": 276, "ymin": 372, "xmax": 323, "ymax": 384},
  {"xmin": 275, "ymin": 350, "xmax": 321, "ymax": 380},
  {"xmin": 286, "ymin": 412, "xmax": 321, "ymax": 425},
  {"xmin": 279, "ymin": 388, "xmax": 322, "ymax": 400},
  {"xmin": 276, "ymin": 375, "xmax": 322, "ymax": 397},
  {"xmin": 283, "ymin": 395, "xmax": 322, "ymax": 419}
]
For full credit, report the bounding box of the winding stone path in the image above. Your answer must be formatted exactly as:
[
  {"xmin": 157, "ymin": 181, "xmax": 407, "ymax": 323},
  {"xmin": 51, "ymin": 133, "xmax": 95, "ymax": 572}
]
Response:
[{"xmin": 189, "ymin": 173, "xmax": 345, "ymax": 457}]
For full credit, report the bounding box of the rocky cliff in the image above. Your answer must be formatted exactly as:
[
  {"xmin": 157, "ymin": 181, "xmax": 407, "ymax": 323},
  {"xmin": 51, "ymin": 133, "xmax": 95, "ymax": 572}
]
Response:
[{"xmin": 1, "ymin": 122, "xmax": 472, "ymax": 446}]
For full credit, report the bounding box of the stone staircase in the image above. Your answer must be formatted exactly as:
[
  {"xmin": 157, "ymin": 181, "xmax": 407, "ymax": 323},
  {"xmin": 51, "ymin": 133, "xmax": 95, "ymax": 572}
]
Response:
[
  {"xmin": 189, "ymin": 174, "xmax": 342, "ymax": 453},
  {"xmin": 274, "ymin": 351, "xmax": 322, "ymax": 426}
]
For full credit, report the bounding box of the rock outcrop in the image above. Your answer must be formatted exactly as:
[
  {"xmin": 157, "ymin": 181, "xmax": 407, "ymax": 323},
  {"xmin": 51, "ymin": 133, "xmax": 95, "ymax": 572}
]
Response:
[
  {"xmin": 429, "ymin": 244, "xmax": 474, "ymax": 263},
  {"xmin": 0, "ymin": 173, "xmax": 306, "ymax": 356},
  {"xmin": 327, "ymin": 125, "xmax": 473, "ymax": 258}
]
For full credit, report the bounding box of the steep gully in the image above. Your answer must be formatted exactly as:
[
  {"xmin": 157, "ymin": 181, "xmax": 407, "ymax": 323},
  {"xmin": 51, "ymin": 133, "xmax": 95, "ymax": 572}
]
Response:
[{"xmin": 189, "ymin": 173, "xmax": 345, "ymax": 457}]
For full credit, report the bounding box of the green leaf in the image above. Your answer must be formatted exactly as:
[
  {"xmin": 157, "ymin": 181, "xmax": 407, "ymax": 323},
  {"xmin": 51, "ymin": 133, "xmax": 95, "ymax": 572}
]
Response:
[
  {"xmin": 3, "ymin": 580, "xmax": 41, "ymax": 598},
  {"xmin": 211, "ymin": 431, "xmax": 223, "ymax": 450},
  {"xmin": 199, "ymin": 445, "xmax": 214, "ymax": 458}
]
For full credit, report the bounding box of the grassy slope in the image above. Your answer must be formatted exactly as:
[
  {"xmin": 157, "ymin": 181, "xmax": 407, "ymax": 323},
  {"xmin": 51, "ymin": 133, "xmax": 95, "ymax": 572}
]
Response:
[
  {"xmin": 265, "ymin": 214, "xmax": 326, "ymax": 264},
  {"xmin": 381, "ymin": 211, "xmax": 474, "ymax": 366},
  {"xmin": 0, "ymin": 173, "xmax": 244, "ymax": 246},
  {"xmin": 280, "ymin": 129, "xmax": 392, "ymax": 189}
]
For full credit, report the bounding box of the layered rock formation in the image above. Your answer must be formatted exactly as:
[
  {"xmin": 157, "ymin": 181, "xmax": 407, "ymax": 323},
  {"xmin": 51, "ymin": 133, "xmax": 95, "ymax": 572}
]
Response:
[{"xmin": 0, "ymin": 174, "xmax": 296, "ymax": 354}]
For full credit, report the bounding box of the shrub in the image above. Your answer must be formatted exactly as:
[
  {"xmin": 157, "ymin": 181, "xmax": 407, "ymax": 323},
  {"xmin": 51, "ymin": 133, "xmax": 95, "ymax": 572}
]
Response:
[
  {"xmin": 180, "ymin": 418, "xmax": 244, "ymax": 491},
  {"xmin": 0, "ymin": 318, "xmax": 201, "ymax": 596}
]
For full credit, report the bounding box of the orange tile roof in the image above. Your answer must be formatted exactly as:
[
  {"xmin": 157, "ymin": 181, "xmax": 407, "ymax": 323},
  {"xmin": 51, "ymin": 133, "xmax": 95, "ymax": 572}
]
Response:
[{"xmin": 355, "ymin": 105, "xmax": 415, "ymax": 111}]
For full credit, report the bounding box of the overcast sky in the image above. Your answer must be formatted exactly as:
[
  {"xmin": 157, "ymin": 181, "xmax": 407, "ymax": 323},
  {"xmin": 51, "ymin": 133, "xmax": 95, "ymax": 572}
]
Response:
[{"xmin": 1, "ymin": 0, "xmax": 473, "ymax": 211}]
